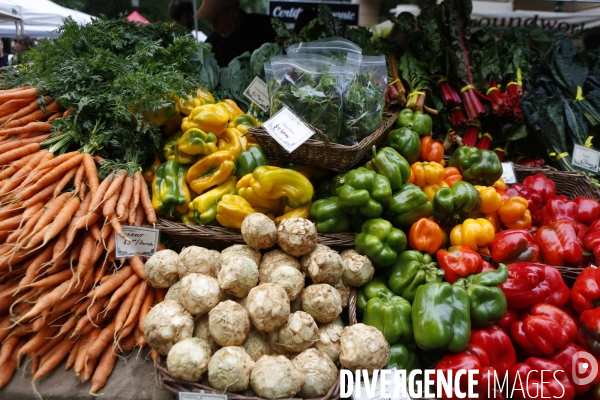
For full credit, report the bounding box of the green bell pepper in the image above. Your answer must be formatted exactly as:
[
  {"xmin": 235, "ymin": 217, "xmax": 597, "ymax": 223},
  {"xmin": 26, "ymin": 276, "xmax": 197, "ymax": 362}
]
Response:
[
  {"xmin": 453, "ymin": 263, "xmax": 508, "ymax": 328},
  {"xmin": 187, "ymin": 176, "xmax": 237, "ymax": 225},
  {"xmin": 386, "ymin": 344, "xmax": 421, "ymax": 376},
  {"xmin": 397, "ymin": 108, "xmax": 433, "ymax": 136},
  {"xmin": 387, "ymin": 127, "xmax": 421, "ymax": 164},
  {"xmin": 388, "ymin": 251, "xmax": 444, "ymax": 302},
  {"xmin": 412, "ymin": 282, "xmax": 471, "ymax": 352},
  {"xmin": 388, "ymin": 183, "xmax": 432, "ymax": 228},
  {"xmin": 177, "ymin": 128, "xmax": 218, "ymax": 156},
  {"xmin": 309, "ymin": 197, "xmax": 351, "ymax": 234},
  {"xmin": 363, "ymin": 293, "xmax": 414, "ymax": 345},
  {"xmin": 355, "ymin": 218, "xmax": 407, "ymax": 268},
  {"xmin": 338, "ymin": 167, "xmax": 392, "ymax": 218},
  {"xmin": 432, "ymin": 181, "xmax": 481, "ymax": 226},
  {"xmin": 330, "ymin": 174, "xmax": 346, "ymax": 196},
  {"xmin": 151, "ymin": 159, "xmax": 191, "ymax": 219},
  {"xmin": 234, "ymin": 146, "xmax": 269, "ymax": 179},
  {"xmin": 356, "ymin": 277, "xmax": 394, "ymax": 312},
  {"xmin": 163, "ymin": 136, "xmax": 180, "ymax": 161},
  {"xmin": 365, "ymin": 146, "xmax": 410, "ymax": 191},
  {"xmin": 449, "ymin": 146, "xmax": 503, "ymax": 186}
]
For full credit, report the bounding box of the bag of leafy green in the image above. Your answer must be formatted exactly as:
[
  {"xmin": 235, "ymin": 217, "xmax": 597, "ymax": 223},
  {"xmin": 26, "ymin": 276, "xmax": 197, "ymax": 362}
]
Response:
[
  {"xmin": 266, "ymin": 54, "xmax": 341, "ymax": 96},
  {"xmin": 286, "ymin": 38, "xmax": 362, "ymax": 64},
  {"xmin": 270, "ymin": 58, "xmax": 353, "ymax": 143},
  {"xmin": 340, "ymin": 55, "xmax": 386, "ymax": 145}
]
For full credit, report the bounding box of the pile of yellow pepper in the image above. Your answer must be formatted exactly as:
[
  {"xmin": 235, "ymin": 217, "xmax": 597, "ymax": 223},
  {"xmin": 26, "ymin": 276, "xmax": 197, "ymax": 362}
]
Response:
[{"xmin": 145, "ymin": 88, "xmax": 315, "ymax": 229}]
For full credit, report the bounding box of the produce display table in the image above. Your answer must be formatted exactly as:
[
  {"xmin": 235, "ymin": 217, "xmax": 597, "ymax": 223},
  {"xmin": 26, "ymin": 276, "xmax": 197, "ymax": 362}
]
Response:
[{"xmin": 0, "ymin": 348, "xmax": 175, "ymax": 400}]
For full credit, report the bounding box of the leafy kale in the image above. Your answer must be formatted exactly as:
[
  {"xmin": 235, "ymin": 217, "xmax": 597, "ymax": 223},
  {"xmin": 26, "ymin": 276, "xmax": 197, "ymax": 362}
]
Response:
[
  {"xmin": 214, "ymin": 52, "xmax": 253, "ymax": 111},
  {"xmin": 250, "ymin": 43, "xmax": 283, "ymax": 81},
  {"xmin": 341, "ymin": 73, "xmax": 384, "ymax": 145}
]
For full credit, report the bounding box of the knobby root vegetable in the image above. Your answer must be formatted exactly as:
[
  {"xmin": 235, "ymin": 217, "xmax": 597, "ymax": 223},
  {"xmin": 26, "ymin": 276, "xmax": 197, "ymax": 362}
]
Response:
[
  {"xmin": 300, "ymin": 244, "xmax": 330, "ymax": 275},
  {"xmin": 334, "ymin": 278, "xmax": 350, "ymax": 308},
  {"xmin": 208, "ymin": 300, "xmax": 250, "ymax": 346},
  {"xmin": 301, "ymin": 284, "xmax": 343, "ymax": 324},
  {"xmin": 164, "ymin": 281, "xmax": 181, "ymax": 303},
  {"xmin": 277, "ymin": 218, "xmax": 317, "ymax": 257},
  {"xmin": 177, "ymin": 246, "xmax": 218, "ymax": 278},
  {"xmin": 220, "ymin": 244, "xmax": 261, "ymax": 266},
  {"xmin": 144, "ymin": 250, "xmax": 179, "ymax": 288},
  {"xmin": 180, "ymin": 273, "xmax": 220, "ymax": 316},
  {"xmin": 250, "ymin": 355, "xmax": 305, "ymax": 399},
  {"xmin": 339, "ymin": 323, "xmax": 389, "ymax": 374},
  {"xmin": 242, "ymin": 331, "xmax": 272, "ymax": 362},
  {"xmin": 259, "ymin": 250, "xmax": 300, "ymax": 283},
  {"xmin": 291, "ymin": 348, "xmax": 338, "ymax": 398},
  {"xmin": 246, "ymin": 283, "xmax": 290, "ymax": 332},
  {"xmin": 143, "ymin": 300, "xmax": 194, "ymax": 356},
  {"xmin": 208, "ymin": 346, "xmax": 254, "ymax": 392},
  {"xmin": 193, "ymin": 315, "xmax": 220, "ymax": 355},
  {"xmin": 241, "ymin": 213, "xmax": 277, "ymax": 249},
  {"xmin": 267, "ymin": 266, "xmax": 304, "ymax": 301},
  {"xmin": 340, "ymin": 249, "xmax": 375, "ymax": 287},
  {"xmin": 315, "ymin": 318, "xmax": 345, "ymax": 364},
  {"xmin": 269, "ymin": 311, "xmax": 319, "ymax": 354},
  {"xmin": 166, "ymin": 337, "xmax": 211, "ymax": 382},
  {"xmin": 217, "ymin": 255, "xmax": 258, "ymax": 298},
  {"xmin": 307, "ymin": 249, "xmax": 343, "ymax": 285}
]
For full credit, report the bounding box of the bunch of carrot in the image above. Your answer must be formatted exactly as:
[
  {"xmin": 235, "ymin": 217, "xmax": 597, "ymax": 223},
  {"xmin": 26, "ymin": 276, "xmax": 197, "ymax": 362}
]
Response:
[{"xmin": 0, "ymin": 86, "xmax": 163, "ymax": 395}]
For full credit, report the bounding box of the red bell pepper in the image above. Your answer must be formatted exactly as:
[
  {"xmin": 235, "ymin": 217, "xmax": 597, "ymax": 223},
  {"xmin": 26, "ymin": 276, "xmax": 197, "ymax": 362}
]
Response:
[
  {"xmin": 489, "ymin": 229, "xmax": 540, "ymax": 264},
  {"xmin": 585, "ymin": 220, "xmax": 600, "ymax": 265},
  {"xmin": 574, "ymin": 196, "xmax": 600, "ymax": 225},
  {"xmin": 578, "ymin": 222, "xmax": 589, "ymax": 247},
  {"xmin": 541, "ymin": 196, "xmax": 579, "ymax": 226},
  {"xmin": 522, "ymin": 173, "xmax": 556, "ymax": 205},
  {"xmin": 500, "ymin": 263, "xmax": 551, "ymax": 309},
  {"xmin": 470, "ymin": 324, "xmax": 516, "ymax": 375},
  {"xmin": 497, "ymin": 309, "xmax": 520, "ymax": 336},
  {"xmin": 571, "ymin": 267, "xmax": 600, "ymax": 314},
  {"xmin": 511, "ymin": 303, "xmax": 577, "ymax": 356},
  {"xmin": 580, "ymin": 307, "xmax": 600, "ymax": 355},
  {"xmin": 535, "ymin": 221, "xmax": 585, "ymax": 267},
  {"xmin": 551, "ymin": 343, "xmax": 600, "ymax": 394},
  {"xmin": 436, "ymin": 246, "xmax": 483, "ymax": 284},
  {"xmin": 542, "ymin": 265, "xmax": 570, "ymax": 308},
  {"xmin": 495, "ymin": 186, "xmax": 510, "ymax": 202},
  {"xmin": 509, "ymin": 357, "xmax": 575, "ymax": 400}
]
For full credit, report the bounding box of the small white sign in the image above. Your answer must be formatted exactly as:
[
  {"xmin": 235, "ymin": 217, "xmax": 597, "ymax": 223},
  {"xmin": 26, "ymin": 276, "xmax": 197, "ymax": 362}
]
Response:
[
  {"xmin": 351, "ymin": 369, "xmax": 412, "ymax": 400},
  {"xmin": 243, "ymin": 77, "xmax": 270, "ymax": 112},
  {"xmin": 262, "ymin": 106, "xmax": 315, "ymax": 153},
  {"xmin": 501, "ymin": 162, "xmax": 517, "ymax": 184},
  {"xmin": 179, "ymin": 392, "xmax": 227, "ymax": 400},
  {"xmin": 115, "ymin": 226, "xmax": 159, "ymax": 259},
  {"xmin": 573, "ymin": 144, "xmax": 600, "ymax": 173}
]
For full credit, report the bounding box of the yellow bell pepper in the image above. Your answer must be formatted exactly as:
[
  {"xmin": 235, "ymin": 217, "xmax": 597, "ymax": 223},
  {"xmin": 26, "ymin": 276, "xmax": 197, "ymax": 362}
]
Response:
[
  {"xmin": 181, "ymin": 103, "xmax": 229, "ymax": 136},
  {"xmin": 177, "ymin": 128, "xmax": 218, "ymax": 156},
  {"xmin": 497, "ymin": 196, "xmax": 532, "ymax": 229},
  {"xmin": 219, "ymin": 99, "xmax": 245, "ymax": 120},
  {"xmin": 484, "ymin": 212, "xmax": 502, "ymax": 233},
  {"xmin": 493, "ymin": 177, "xmax": 506, "ymax": 190},
  {"xmin": 275, "ymin": 203, "xmax": 311, "ymax": 225},
  {"xmin": 474, "ymin": 185, "xmax": 503, "ymax": 214},
  {"xmin": 422, "ymin": 181, "xmax": 449, "ymax": 202},
  {"xmin": 177, "ymin": 87, "xmax": 216, "ymax": 115},
  {"xmin": 186, "ymin": 176, "xmax": 237, "ymax": 225},
  {"xmin": 408, "ymin": 161, "xmax": 446, "ymax": 188},
  {"xmin": 450, "ymin": 218, "xmax": 496, "ymax": 251},
  {"xmin": 174, "ymin": 145, "xmax": 198, "ymax": 165},
  {"xmin": 186, "ymin": 150, "xmax": 235, "ymax": 194},
  {"xmin": 217, "ymin": 127, "xmax": 248, "ymax": 158},
  {"xmin": 216, "ymin": 194, "xmax": 256, "ymax": 229},
  {"xmin": 228, "ymin": 114, "xmax": 259, "ymax": 135},
  {"xmin": 250, "ymin": 166, "xmax": 314, "ymax": 209},
  {"xmin": 236, "ymin": 173, "xmax": 281, "ymax": 213}
]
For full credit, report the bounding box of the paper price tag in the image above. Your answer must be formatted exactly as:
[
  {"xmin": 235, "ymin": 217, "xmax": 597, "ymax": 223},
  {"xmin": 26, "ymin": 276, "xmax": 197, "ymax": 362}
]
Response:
[
  {"xmin": 262, "ymin": 106, "xmax": 314, "ymax": 153},
  {"xmin": 573, "ymin": 144, "xmax": 600, "ymax": 173},
  {"xmin": 351, "ymin": 368, "xmax": 412, "ymax": 400},
  {"xmin": 501, "ymin": 162, "xmax": 517, "ymax": 184},
  {"xmin": 243, "ymin": 76, "xmax": 270, "ymax": 112},
  {"xmin": 179, "ymin": 392, "xmax": 227, "ymax": 400},
  {"xmin": 115, "ymin": 226, "xmax": 159, "ymax": 259}
]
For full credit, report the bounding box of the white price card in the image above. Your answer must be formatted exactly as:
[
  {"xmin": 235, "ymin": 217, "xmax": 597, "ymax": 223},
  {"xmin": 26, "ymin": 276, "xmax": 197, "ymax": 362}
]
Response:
[
  {"xmin": 262, "ymin": 106, "xmax": 315, "ymax": 153},
  {"xmin": 243, "ymin": 76, "xmax": 270, "ymax": 112},
  {"xmin": 179, "ymin": 392, "xmax": 227, "ymax": 400},
  {"xmin": 572, "ymin": 144, "xmax": 600, "ymax": 173},
  {"xmin": 501, "ymin": 162, "xmax": 517, "ymax": 184},
  {"xmin": 350, "ymin": 369, "xmax": 413, "ymax": 400},
  {"xmin": 115, "ymin": 226, "xmax": 159, "ymax": 259}
]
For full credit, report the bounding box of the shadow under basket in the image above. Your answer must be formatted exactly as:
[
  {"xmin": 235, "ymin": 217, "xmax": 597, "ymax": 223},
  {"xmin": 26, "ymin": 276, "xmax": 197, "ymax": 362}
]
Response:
[
  {"xmin": 248, "ymin": 112, "xmax": 397, "ymax": 173},
  {"xmin": 154, "ymin": 289, "xmax": 359, "ymax": 400},
  {"xmin": 156, "ymin": 218, "xmax": 357, "ymax": 251}
]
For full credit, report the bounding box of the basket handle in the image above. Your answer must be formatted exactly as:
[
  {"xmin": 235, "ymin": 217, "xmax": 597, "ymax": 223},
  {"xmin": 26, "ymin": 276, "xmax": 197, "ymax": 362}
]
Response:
[{"xmin": 309, "ymin": 124, "xmax": 331, "ymax": 149}]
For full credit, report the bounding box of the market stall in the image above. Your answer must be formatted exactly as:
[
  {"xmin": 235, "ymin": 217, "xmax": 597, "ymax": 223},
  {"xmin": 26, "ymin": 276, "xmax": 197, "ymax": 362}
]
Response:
[{"xmin": 1, "ymin": 1, "xmax": 600, "ymax": 399}]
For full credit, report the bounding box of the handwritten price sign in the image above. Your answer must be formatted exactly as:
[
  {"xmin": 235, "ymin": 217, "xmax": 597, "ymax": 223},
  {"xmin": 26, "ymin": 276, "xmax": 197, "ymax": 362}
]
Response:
[{"xmin": 115, "ymin": 226, "xmax": 159, "ymax": 259}]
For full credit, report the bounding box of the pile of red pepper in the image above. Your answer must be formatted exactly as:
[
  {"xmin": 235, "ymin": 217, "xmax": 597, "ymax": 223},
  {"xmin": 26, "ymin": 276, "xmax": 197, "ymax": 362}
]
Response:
[{"xmin": 434, "ymin": 173, "xmax": 600, "ymax": 399}]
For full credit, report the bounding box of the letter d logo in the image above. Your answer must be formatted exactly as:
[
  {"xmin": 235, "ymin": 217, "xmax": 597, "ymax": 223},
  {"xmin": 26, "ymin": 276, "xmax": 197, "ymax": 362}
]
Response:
[{"xmin": 573, "ymin": 351, "xmax": 599, "ymax": 386}]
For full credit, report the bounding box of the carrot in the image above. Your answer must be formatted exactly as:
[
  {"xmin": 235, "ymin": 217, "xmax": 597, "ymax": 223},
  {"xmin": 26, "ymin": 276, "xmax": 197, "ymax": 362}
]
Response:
[
  {"xmin": 75, "ymin": 328, "xmax": 100, "ymax": 377},
  {"xmin": 90, "ymin": 343, "xmax": 118, "ymax": 395},
  {"xmin": 73, "ymin": 297, "xmax": 108, "ymax": 335},
  {"xmin": 116, "ymin": 174, "xmax": 133, "ymax": 220},
  {"xmin": 28, "ymin": 269, "xmax": 72, "ymax": 289},
  {"xmin": 52, "ymin": 228, "xmax": 68, "ymax": 263},
  {"xmin": 83, "ymin": 153, "xmax": 99, "ymax": 198},
  {"xmin": 86, "ymin": 321, "xmax": 116, "ymax": 361},
  {"xmin": 76, "ymin": 232, "xmax": 96, "ymax": 281},
  {"xmin": 66, "ymin": 337, "xmax": 82, "ymax": 370},
  {"xmin": 0, "ymin": 121, "xmax": 52, "ymax": 136},
  {"xmin": 0, "ymin": 142, "xmax": 40, "ymax": 166},
  {"xmin": 0, "ymin": 203, "xmax": 22, "ymax": 219},
  {"xmin": 110, "ymin": 217, "xmax": 131, "ymax": 241},
  {"xmin": 21, "ymin": 153, "xmax": 84, "ymax": 199},
  {"xmin": 2, "ymin": 101, "xmax": 59, "ymax": 128},
  {"xmin": 85, "ymin": 175, "xmax": 111, "ymax": 225},
  {"xmin": 51, "ymin": 292, "xmax": 86, "ymax": 316},
  {"xmin": 0, "ymin": 98, "xmax": 40, "ymax": 123},
  {"xmin": 81, "ymin": 354, "xmax": 99, "ymax": 383},
  {"xmin": 0, "ymin": 134, "xmax": 49, "ymax": 154},
  {"xmin": 30, "ymin": 355, "xmax": 40, "ymax": 376},
  {"xmin": 0, "ymin": 338, "xmax": 21, "ymax": 389},
  {"xmin": 128, "ymin": 171, "xmax": 143, "ymax": 222},
  {"xmin": 129, "ymin": 255, "xmax": 145, "ymax": 279},
  {"xmin": 18, "ymin": 246, "xmax": 54, "ymax": 287},
  {"xmin": 0, "ymin": 214, "xmax": 21, "ymax": 232},
  {"xmin": 46, "ymin": 112, "xmax": 61, "ymax": 123},
  {"xmin": 137, "ymin": 286, "xmax": 154, "ymax": 332},
  {"xmin": 36, "ymin": 151, "xmax": 74, "ymax": 171},
  {"xmin": 155, "ymin": 288, "xmax": 166, "ymax": 303},
  {"xmin": 20, "ymin": 181, "xmax": 59, "ymax": 208},
  {"xmin": 106, "ymin": 274, "xmax": 141, "ymax": 312},
  {"xmin": 43, "ymin": 194, "xmax": 81, "ymax": 245},
  {"xmin": 102, "ymin": 170, "xmax": 127, "ymax": 203},
  {"xmin": 17, "ymin": 325, "xmax": 60, "ymax": 366},
  {"xmin": 73, "ymin": 161, "xmax": 85, "ymax": 195},
  {"xmin": 0, "ymin": 97, "xmax": 37, "ymax": 114},
  {"xmin": 99, "ymin": 223, "xmax": 113, "ymax": 242},
  {"xmin": 0, "ymin": 150, "xmax": 48, "ymax": 196},
  {"xmin": 27, "ymin": 191, "xmax": 72, "ymax": 241},
  {"xmin": 87, "ymin": 265, "xmax": 133, "ymax": 300},
  {"xmin": 135, "ymin": 327, "xmax": 147, "ymax": 348},
  {"xmin": 140, "ymin": 177, "xmax": 156, "ymax": 224},
  {"xmin": 102, "ymin": 188, "xmax": 120, "ymax": 218},
  {"xmin": 52, "ymin": 165, "xmax": 78, "ymax": 197},
  {"xmin": 150, "ymin": 349, "xmax": 159, "ymax": 363},
  {"xmin": 114, "ymin": 283, "xmax": 140, "ymax": 334},
  {"xmin": 63, "ymin": 108, "xmax": 73, "ymax": 118},
  {"xmin": 66, "ymin": 191, "xmax": 91, "ymax": 235},
  {"xmin": 0, "ymin": 336, "xmax": 19, "ymax": 365},
  {"xmin": 0, "ymin": 249, "xmax": 33, "ymax": 272},
  {"xmin": 34, "ymin": 336, "xmax": 76, "ymax": 381},
  {"xmin": 118, "ymin": 281, "xmax": 147, "ymax": 341},
  {"xmin": 16, "ymin": 279, "xmax": 73, "ymax": 323}
]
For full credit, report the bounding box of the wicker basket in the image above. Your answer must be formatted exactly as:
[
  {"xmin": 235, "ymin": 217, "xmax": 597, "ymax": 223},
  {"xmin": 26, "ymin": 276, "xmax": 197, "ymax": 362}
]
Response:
[
  {"xmin": 155, "ymin": 289, "xmax": 359, "ymax": 399},
  {"xmin": 513, "ymin": 164, "xmax": 600, "ymax": 201},
  {"xmin": 248, "ymin": 113, "xmax": 397, "ymax": 173},
  {"xmin": 157, "ymin": 218, "xmax": 357, "ymax": 251}
]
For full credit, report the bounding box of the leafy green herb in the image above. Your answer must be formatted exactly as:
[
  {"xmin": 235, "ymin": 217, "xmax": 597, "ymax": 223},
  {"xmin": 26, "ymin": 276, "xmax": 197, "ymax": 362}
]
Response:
[{"xmin": 341, "ymin": 72, "xmax": 384, "ymax": 145}]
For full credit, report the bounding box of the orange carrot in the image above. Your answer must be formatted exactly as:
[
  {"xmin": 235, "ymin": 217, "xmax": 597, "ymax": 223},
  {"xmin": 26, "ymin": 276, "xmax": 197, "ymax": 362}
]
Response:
[
  {"xmin": 138, "ymin": 287, "xmax": 154, "ymax": 333},
  {"xmin": 150, "ymin": 349, "xmax": 159, "ymax": 363},
  {"xmin": 27, "ymin": 192, "xmax": 72, "ymax": 240},
  {"xmin": 0, "ymin": 121, "xmax": 52, "ymax": 136},
  {"xmin": 52, "ymin": 165, "xmax": 78, "ymax": 197},
  {"xmin": 0, "ymin": 134, "xmax": 49, "ymax": 154},
  {"xmin": 85, "ymin": 175, "xmax": 111, "ymax": 225},
  {"xmin": 73, "ymin": 161, "xmax": 85, "ymax": 195},
  {"xmin": 0, "ymin": 98, "xmax": 40, "ymax": 123},
  {"xmin": 43, "ymin": 194, "xmax": 81, "ymax": 245},
  {"xmin": 114, "ymin": 283, "xmax": 141, "ymax": 334},
  {"xmin": 46, "ymin": 112, "xmax": 61, "ymax": 123},
  {"xmin": 0, "ymin": 214, "xmax": 21, "ymax": 232},
  {"xmin": 155, "ymin": 288, "xmax": 166, "ymax": 303},
  {"xmin": 66, "ymin": 338, "xmax": 83, "ymax": 370},
  {"xmin": 30, "ymin": 355, "xmax": 40, "ymax": 376},
  {"xmin": 0, "ymin": 336, "xmax": 19, "ymax": 366},
  {"xmin": 0, "ymin": 339, "xmax": 21, "ymax": 389},
  {"xmin": 106, "ymin": 274, "xmax": 141, "ymax": 312},
  {"xmin": 28, "ymin": 269, "xmax": 72, "ymax": 289},
  {"xmin": 83, "ymin": 153, "xmax": 99, "ymax": 198},
  {"xmin": 2, "ymin": 101, "xmax": 59, "ymax": 128},
  {"xmin": 21, "ymin": 181, "xmax": 59, "ymax": 208},
  {"xmin": 16, "ymin": 279, "xmax": 74, "ymax": 323},
  {"xmin": 129, "ymin": 255, "xmax": 145, "ymax": 279},
  {"xmin": 0, "ymin": 97, "xmax": 37, "ymax": 113},
  {"xmin": 81, "ymin": 354, "xmax": 99, "ymax": 383},
  {"xmin": 75, "ymin": 328, "xmax": 100, "ymax": 377},
  {"xmin": 140, "ymin": 177, "xmax": 156, "ymax": 224},
  {"xmin": 17, "ymin": 325, "xmax": 60, "ymax": 366},
  {"xmin": 86, "ymin": 321, "xmax": 116, "ymax": 361},
  {"xmin": 116, "ymin": 175, "xmax": 133, "ymax": 220},
  {"xmin": 34, "ymin": 336, "xmax": 76, "ymax": 381},
  {"xmin": 20, "ymin": 154, "xmax": 84, "ymax": 199},
  {"xmin": 0, "ymin": 142, "xmax": 40, "ymax": 166},
  {"xmin": 19, "ymin": 245, "xmax": 53, "ymax": 287},
  {"xmin": 87, "ymin": 265, "xmax": 133, "ymax": 300},
  {"xmin": 73, "ymin": 297, "xmax": 108, "ymax": 335},
  {"xmin": 110, "ymin": 217, "xmax": 131, "ymax": 241},
  {"xmin": 89, "ymin": 342, "xmax": 118, "ymax": 395},
  {"xmin": 128, "ymin": 171, "xmax": 143, "ymax": 223},
  {"xmin": 118, "ymin": 281, "xmax": 147, "ymax": 341},
  {"xmin": 102, "ymin": 189, "xmax": 120, "ymax": 218},
  {"xmin": 75, "ymin": 232, "xmax": 96, "ymax": 281},
  {"xmin": 102, "ymin": 170, "xmax": 127, "ymax": 203},
  {"xmin": 0, "ymin": 149, "xmax": 48, "ymax": 196}
]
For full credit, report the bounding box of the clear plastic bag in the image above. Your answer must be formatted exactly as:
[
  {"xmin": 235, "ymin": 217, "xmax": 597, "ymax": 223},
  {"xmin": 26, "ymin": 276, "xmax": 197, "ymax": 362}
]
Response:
[
  {"xmin": 286, "ymin": 38, "xmax": 362, "ymax": 64},
  {"xmin": 340, "ymin": 55, "xmax": 387, "ymax": 145},
  {"xmin": 270, "ymin": 57, "xmax": 354, "ymax": 143}
]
